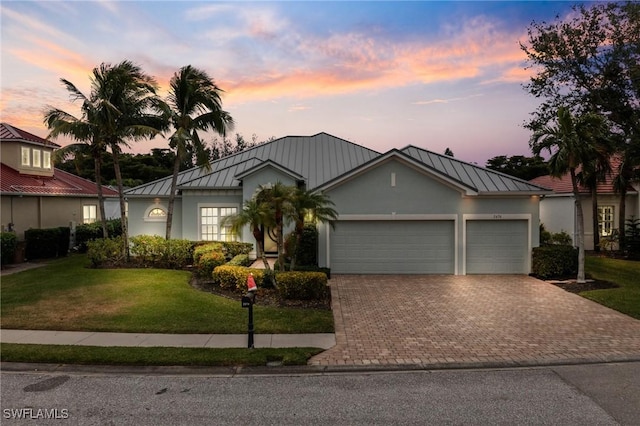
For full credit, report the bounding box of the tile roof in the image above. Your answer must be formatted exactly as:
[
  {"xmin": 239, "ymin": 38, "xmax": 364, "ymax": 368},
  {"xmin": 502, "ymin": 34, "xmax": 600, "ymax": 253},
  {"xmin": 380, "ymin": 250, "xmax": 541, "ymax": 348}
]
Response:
[
  {"xmin": 529, "ymin": 157, "xmax": 637, "ymax": 195},
  {"xmin": 0, "ymin": 123, "xmax": 60, "ymax": 148},
  {"xmin": 1, "ymin": 163, "xmax": 118, "ymax": 197}
]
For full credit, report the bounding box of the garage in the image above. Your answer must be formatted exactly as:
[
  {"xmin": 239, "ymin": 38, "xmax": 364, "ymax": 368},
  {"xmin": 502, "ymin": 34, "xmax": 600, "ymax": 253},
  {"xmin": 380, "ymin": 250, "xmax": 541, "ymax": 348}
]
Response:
[
  {"xmin": 330, "ymin": 220, "xmax": 455, "ymax": 274},
  {"xmin": 466, "ymin": 220, "xmax": 529, "ymax": 274}
]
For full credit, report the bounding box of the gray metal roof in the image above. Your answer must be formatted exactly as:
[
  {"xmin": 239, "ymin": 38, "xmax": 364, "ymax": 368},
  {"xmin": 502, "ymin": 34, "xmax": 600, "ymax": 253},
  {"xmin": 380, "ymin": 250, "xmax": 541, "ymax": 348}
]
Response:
[
  {"xmin": 401, "ymin": 145, "xmax": 550, "ymax": 194},
  {"xmin": 125, "ymin": 133, "xmax": 381, "ymax": 196}
]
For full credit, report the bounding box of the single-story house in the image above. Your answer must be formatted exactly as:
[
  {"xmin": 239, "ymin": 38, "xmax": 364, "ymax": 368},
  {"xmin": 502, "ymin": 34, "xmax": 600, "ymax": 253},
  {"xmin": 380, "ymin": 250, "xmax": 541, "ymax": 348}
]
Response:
[
  {"xmin": 126, "ymin": 133, "xmax": 549, "ymax": 275},
  {"xmin": 530, "ymin": 165, "xmax": 640, "ymax": 250},
  {"xmin": 0, "ymin": 123, "xmax": 119, "ymax": 241}
]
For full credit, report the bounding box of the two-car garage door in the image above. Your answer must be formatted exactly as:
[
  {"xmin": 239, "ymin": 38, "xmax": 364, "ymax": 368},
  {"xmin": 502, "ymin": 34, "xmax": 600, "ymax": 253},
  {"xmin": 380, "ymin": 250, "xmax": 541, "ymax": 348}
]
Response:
[
  {"xmin": 330, "ymin": 221, "xmax": 455, "ymax": 274},
  {"xmin": 329, "ymin": 219, "xmax": 529, "ymax": 274}
]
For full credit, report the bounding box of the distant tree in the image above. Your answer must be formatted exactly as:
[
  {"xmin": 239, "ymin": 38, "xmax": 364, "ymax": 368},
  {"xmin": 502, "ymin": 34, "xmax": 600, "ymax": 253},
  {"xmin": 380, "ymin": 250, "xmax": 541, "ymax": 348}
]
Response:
[
  {"xmin": 444, "ymin": 148, "xmax": 454, "ymax": 157},
  {"xmin": 485, "ymin": 155, "xmax": 548, "ymax": 180}
]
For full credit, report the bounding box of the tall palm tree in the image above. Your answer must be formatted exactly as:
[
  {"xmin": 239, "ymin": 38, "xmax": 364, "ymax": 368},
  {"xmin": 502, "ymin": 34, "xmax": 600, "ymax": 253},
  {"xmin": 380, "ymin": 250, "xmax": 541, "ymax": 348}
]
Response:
[
  {"xmin": 532, "ymin": 107, "xmax": 609, "ymax": 283},
  {"xmin": 612, "ymin": 140, "xmax": 640, "ymax": 251},
  {"xmin": 288, "ymin": 188, "xmax": 338, "ymax": 270},
  {"xmin": 92, "ymin": 61, "xmax": 163, "ymax": 258},
  {"xmin": 255, "ymin": 182, "xmax": 294, "ymax": 271},
  {"xmin": 161, "ymin": 65, "xmax": 234, "ymax": 239},
  {"xmin": 223, "ymin": 199, "xmax": 273, "ymax": 270},
  {"xmin": 44, "ymin": 80, "xmax": 109, "ymax": 238}
]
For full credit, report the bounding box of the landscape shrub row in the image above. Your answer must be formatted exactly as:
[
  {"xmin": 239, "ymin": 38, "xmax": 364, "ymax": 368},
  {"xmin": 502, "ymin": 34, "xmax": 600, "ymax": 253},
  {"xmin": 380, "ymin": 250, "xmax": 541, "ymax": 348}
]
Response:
[
  {"xmin": 129, "ymin": 235, "xmax": 193, "ymax": 269},
  {"xmin": 531, "ymin": 246, "xmax": 578, "ymax": 279},
  {"xmin": 25, "ymin": 227, "xmax": 70, "ymax": 260},
  {"xmin": 75, "ymin": 219, "xmax": 122, "ymax": 252},
  {"xmin": 1, "ymin": 232, "xmax": 17, "ymax": 265}
]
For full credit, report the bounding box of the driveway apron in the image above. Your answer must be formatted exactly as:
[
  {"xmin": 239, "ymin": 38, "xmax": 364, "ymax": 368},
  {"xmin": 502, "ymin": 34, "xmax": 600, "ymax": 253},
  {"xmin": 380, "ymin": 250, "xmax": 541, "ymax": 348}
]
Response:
[{"xmin": 309, "ymin": 275, "xmax": 640, "ymax": 367}]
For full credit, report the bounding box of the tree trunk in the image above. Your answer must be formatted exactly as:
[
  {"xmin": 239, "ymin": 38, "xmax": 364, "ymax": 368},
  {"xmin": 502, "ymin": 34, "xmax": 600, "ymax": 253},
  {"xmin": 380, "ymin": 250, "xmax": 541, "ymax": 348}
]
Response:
[
  {"xmin": 591, "ymin": 186, "xmax": 600, "ymax": 252},
  {"xmin": 619, "ymin": 187, "xmax": 627, "ymax": 252},
  {"xmin": 253, "ymin": 226, "xmax": 270, "ymax": 270},
  {"xmin": 94, "ymin": 153, "xmax": 108, "ymax": 239},
  {"xmin": 570, "ymin": 169, "xmax": 586, "ymax": 283},
  {"xmin": 289, "ymin": 219, "xmax": 304, "ymax": 271},
  {"xmin": 165, "ymin": 155, "xmax": 181, "ymax": 240},
  {"xmin": 111, "ymin": 146, "xmax": 129, "ymax": 261}
]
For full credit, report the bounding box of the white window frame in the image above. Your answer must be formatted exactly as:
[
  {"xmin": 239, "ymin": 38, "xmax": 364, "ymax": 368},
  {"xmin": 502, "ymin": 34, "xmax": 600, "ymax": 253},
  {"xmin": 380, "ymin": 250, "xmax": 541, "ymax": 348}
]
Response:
[
  {"xmin": 32, "ymin": 149, "xmax": 41, "ymax": 168},
  {"xmin": 198, "ymin": 204, "xmax": 238, "ymax": 241},
  {"xmin": 83, "ymin": 205, "xmax": 97, "ymax": 224},
  {"xmin": 143, "ymin": 204, "xmax": 167, "ymax": 222},
  {"xmin": 21, "ymin": 147, "xmax": 30, "ymax": 166},
  {"xmin": 43, "ymin": 151, "xmax": 51, "ymax": 169},
  {"xmin": 598, "ymin": 205, "xmax": 615, "ymax": 237}
]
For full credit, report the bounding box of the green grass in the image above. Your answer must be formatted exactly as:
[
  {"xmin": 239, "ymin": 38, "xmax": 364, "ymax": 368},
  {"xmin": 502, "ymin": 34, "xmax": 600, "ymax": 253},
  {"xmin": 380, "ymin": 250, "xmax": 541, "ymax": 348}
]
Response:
[
  {"xmin": 0, "ymin": 255, "xmax": 334, "ymax": 333},
  {"xmin": 585, "ymin": 256, "xmax": 640, "ymax": 319},
  {"xmin": 0, "ymin": 344, "xmax": 322, "ymax": 366}
]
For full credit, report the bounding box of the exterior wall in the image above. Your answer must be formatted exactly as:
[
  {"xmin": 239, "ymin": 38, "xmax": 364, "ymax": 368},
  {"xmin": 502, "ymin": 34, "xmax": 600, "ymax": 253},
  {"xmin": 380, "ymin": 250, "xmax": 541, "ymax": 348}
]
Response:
[
  {"xmin": 241, "ymin": 167, "xmax": 298, "ymax": 201},
  {"xmin": 319, "ymin": 159, "xmax": 542, "ymax": 273},
  {"xmin": 181, "ymin": 190, "xmax": 242, "ymax": 241},
  {"xmin": 2, "ymin": 141, "xmax": 54, "ymax": 177},
  {"xmin": 127, "ymin": 197, "xmax": 181, "ymax": 238},
  {"xmin": 540, "ymin": 193, "xmax": 639, "ymax": 250},
  {"xmin": 1, "ymin": 194, "xmax": 108, "ymax": 240}
]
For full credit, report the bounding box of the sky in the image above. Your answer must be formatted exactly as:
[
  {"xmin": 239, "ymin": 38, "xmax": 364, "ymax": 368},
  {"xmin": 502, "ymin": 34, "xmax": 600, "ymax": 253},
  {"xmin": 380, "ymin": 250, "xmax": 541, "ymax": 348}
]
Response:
[{"xmin": 1, "ymin": 1, "xmax": 582, "ymax": 165}]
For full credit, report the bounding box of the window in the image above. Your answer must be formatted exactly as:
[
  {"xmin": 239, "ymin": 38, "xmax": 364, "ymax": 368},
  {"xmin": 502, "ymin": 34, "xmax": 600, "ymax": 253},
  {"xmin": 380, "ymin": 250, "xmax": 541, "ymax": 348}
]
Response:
[
  {"xmin": 598, "ymin": 206, "xmax": 614, "ymax": 237},
  {"xmin": 32, "ymin": 149, "xmax": 41, "ymax": 168},
  {"xmin": 200, "ymin": 206, "xmax": 237, "ymax": 241},
  {"xmin": 148, "ymin": 208, "xmax": 166, "ymax": 218},
  {"xmin": 83, "ymin": 205, "xmax": 97, "ymax": 224},
  {"xmin": 21, "ymin": 147, "xmax": 30, "ymax": 166},
  {"xmin": 43, "ymin": 151, "xmax": 51, "ymax": 169}
]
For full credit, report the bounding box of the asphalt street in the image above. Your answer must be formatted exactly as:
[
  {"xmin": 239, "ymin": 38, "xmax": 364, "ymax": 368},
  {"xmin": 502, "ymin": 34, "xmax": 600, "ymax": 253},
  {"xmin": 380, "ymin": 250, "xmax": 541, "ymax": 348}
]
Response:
[{"xmin": 2, "ymin": 362, "xmax": 638, "ymax": 425}]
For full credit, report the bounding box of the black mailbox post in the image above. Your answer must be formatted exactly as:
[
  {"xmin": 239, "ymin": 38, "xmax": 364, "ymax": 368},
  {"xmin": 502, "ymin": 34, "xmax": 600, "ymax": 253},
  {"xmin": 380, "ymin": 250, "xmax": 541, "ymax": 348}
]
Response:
[{"xmin": 241, "ymin": 291, "xmax": 256, "ymax": 348}]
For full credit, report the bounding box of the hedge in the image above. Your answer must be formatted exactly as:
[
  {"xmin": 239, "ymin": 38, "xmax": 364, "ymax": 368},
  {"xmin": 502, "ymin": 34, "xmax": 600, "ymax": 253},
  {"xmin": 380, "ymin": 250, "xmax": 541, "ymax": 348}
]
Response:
[
  {"xmin": 87, "ymin": 236, "xmax": 126, "ymax": 268},
  {"xmin": 129, "ymin": 235, "xmax": 193, "ymax": 269},
  {"xmin": 531, "ymin": 246, "xmax": 578, "ymax": 279},
  {"xmin": 25, "ymin": 227, "xmax": 69, "ymax": 260},
  {"xmin": 276, "ymin": 271, "xmax": 329, "ymax": 300},
  {"xmin": 1, "ymin": 232, "xmax": 17, "ymax": 265},
  {"xmin": 212, "ymin": 265, "xmax": 265, "ymax": 292},
  {"xmin": 75, "ymin": 218, "xmax": 122, "ymax": 252}
]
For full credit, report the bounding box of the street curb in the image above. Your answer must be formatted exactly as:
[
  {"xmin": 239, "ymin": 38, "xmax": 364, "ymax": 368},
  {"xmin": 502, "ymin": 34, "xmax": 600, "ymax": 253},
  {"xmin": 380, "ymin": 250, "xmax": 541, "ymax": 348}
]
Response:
[{"xmin": 3, "ymin": 355, "xmax": 640, "ymax": 376}]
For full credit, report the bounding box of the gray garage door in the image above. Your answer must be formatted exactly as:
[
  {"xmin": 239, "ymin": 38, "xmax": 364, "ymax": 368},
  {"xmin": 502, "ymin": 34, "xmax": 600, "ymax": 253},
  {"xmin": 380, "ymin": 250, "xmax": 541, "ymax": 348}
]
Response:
[
  {"xmin": 330, "ymin": 221, "xmax": 454, "ymax": 274},
  {"xmin": 466, "ymin": 220, "xmax": 528, "ymax": 274}
]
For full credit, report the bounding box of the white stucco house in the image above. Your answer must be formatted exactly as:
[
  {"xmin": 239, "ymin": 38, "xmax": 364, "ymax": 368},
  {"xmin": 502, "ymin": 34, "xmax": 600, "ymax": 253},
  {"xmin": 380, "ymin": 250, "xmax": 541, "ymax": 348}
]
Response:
[{"xmin": 126, "ymin": 133, "xmax": 550, "ymax": 275}]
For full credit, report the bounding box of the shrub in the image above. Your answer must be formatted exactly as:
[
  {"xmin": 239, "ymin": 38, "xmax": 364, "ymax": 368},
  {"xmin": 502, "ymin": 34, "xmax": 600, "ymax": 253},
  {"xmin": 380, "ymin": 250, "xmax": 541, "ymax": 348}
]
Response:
[
  {"xmin": 1, "ymin": 232, "xmax": 17, "ymax": 265},
  {"xmin": 193, "ymin": 243, "xmax": 224, "ymax": 264},
  {"xmin": 292, "ymin": 265, "xmax": 331, "ymax": 279},
  {"xmin": 227, "ymin": 254, "xmax": 252, "ymax": 267},
  {"xmin": 540, "ymin": 224, "xmax": 572, "ymax": 246},
  {"xmin": 196, "ymin": 251, "xmax": 226, "ymax": 278},
  {"xmin": 284, "ymin": 224, "xmax": 319, "ymax": 266},
  {"xmin": 276, "ymin": 271, "xmax": 329, "ymax": 300},
  {"xmin": 162, "ymin": 239, "xmax": 194, "ymax": 269},
  {"xmin": 87, "ymin": 236, "xmax": 125, "ymax": 268},
  {"xmin": 212, "ymin": 265, "xmax": 265, "ymax": 292},
  {"xmin": 75, "ymin": 218, "xmax": 122, "ymax": 252},
  {"xmin": 130, "ymin": 235, "xmax": 194, "ymax": 269},
  {"xmin": 222, "ymin": 241, "xmax": 253, "ymax": 258},
  {"xmin": 624, "ymin": 216, "xmax": 640, "ymax": 260},
  {"xmin": 532, "ymin": 246, "xmax": 578, "ymax": 279},
  {"xmin": 25, "ymin": 227, "xmax": 69, "ymax": 259}
]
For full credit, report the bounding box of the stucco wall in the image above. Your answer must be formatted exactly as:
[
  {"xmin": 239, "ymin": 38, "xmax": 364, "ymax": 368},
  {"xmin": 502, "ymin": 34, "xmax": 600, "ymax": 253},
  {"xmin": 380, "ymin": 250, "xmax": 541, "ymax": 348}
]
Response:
[{"xmin": 127, "ymin": 198, "xmax": 181, "ymax": 238}]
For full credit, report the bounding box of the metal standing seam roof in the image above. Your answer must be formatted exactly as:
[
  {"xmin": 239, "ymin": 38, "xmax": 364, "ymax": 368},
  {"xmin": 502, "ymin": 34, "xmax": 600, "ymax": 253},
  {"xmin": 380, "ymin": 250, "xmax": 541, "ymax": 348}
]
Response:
[
  {"xmin": 125, "ymin": 133, "xmax": 381, "ymax": 196},
  {"xmin": 0, "ymin": 123, "xmax": 60, "ymax": 148},
  {"xmin": 401, "ymin": 145, "xmax": 550, "ymax": 194}
]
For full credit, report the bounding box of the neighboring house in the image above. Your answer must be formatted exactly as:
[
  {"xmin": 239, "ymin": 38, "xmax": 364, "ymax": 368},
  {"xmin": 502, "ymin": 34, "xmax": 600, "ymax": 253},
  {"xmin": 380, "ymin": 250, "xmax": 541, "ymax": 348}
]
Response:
[
  {"xmin": 127, "ymin": 133, "xmax": 549, "ymax": 275},
  {"xmin": 531, "ymin": 165, "xmax": 640, "ymax": 251},
  {"xmin": 0, "ymin": 123, "xmax": 119, "ymax": 241}
]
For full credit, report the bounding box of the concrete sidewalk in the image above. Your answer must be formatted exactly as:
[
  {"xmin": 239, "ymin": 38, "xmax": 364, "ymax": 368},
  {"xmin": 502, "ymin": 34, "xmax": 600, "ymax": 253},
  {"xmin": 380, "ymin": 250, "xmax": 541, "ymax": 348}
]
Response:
[{"xmin": 0, "ymin": 329, "xmax": 336, "ymax": 349}]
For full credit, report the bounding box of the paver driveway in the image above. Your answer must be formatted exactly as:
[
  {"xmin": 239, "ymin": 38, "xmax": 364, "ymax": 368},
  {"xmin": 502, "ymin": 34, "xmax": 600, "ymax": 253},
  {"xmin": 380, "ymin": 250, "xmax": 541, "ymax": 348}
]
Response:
[{"xmin": 309, "ymin": 275, "xmax": 640, "ymax": 367}]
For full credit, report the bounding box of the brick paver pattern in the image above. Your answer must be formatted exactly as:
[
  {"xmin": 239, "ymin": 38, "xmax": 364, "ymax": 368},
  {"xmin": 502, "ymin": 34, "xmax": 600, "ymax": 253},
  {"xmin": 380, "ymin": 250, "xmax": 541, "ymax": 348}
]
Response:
[{"xmin": 309, "ymin": 275, "xmax": 640, "ymax": 366}]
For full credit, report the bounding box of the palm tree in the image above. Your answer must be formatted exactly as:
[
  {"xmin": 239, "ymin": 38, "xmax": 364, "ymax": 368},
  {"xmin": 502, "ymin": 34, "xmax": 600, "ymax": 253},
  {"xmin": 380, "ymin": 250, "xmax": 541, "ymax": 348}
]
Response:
[
  {"xmin": 223, "ymin": 199, "xmax": 273, "ymax": 270},
  {"xmin": 161, "ymin": 65, "xmax": 234, "ymax": 240},
  {"xmin": 44, "ymin": 80, "xmax": 110, "ymax": 238},
  {"xmin": 532, "ymin": 107, "xmax": 609, "ymax": 283},
  {"xmin": 91, "ymin": 61, "xmax": 163, "ymax": 258},
  {"xmin": 255, "ymin": 182, "xmax": 294, "ymax": 271},
  {"xmin": 288, "ymin": 188, "xmax": 338, "ymax": 270},
  {"xmin": 612, "ymin": 140, "xmax": 640, "ymax": 252}
]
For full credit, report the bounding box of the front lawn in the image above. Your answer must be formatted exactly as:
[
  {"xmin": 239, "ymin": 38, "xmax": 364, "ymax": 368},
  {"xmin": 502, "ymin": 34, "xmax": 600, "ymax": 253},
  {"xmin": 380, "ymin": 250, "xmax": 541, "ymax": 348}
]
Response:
[
  {"xmin": 585, "ymin": 256, "xmax": 640, "ymax": 320},
  {"xmin": 0, "ymin": 255, "xmax": 334, "ymax": 334}
]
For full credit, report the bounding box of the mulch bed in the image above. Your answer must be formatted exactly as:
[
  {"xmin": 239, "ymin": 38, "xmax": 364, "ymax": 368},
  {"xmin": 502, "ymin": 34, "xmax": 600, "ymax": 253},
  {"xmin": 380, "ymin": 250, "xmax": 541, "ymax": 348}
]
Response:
[
  {"xmin": 548, "ymin": 278, "xmax": 618, "ymax": 294},
  {"xmin": 190, "ymin": 276, "xmax": 331, "ymax": 310}
]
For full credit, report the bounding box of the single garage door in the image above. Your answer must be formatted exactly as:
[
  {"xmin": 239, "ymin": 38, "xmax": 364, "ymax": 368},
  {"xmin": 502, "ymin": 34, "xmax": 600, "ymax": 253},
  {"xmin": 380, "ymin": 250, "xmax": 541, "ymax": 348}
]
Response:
[
  {"xmin": 466, "ymin": 220, "xmax": 528, "ymax": 274},
  {"xmin": 330, "ymin": 221, "xmax": 454, "ymax": 274}
]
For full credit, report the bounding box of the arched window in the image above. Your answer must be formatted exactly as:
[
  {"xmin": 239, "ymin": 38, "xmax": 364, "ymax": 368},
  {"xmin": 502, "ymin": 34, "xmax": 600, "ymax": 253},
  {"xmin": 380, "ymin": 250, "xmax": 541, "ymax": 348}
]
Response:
[
  {"xmin": 148, "ymin": 208, "xmax": 166, "ymax": 218},
  {"xmin": 144, "ymin": 205, "xmax": 167, "ymax": 222}
]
